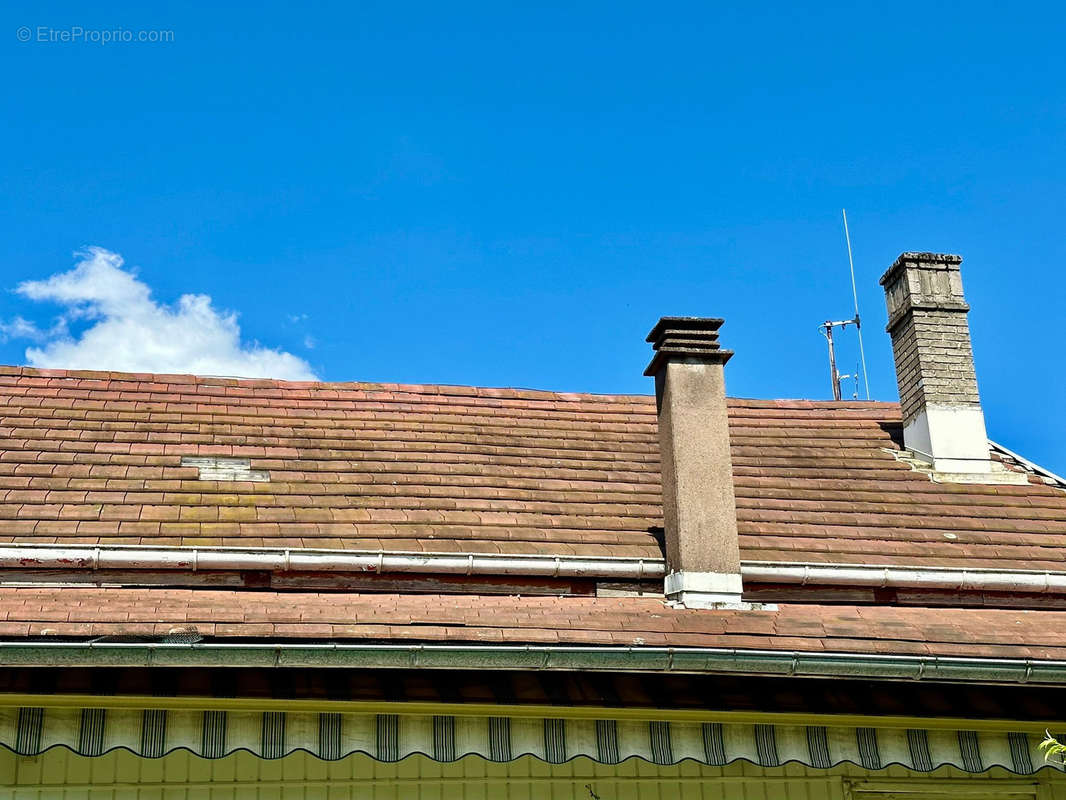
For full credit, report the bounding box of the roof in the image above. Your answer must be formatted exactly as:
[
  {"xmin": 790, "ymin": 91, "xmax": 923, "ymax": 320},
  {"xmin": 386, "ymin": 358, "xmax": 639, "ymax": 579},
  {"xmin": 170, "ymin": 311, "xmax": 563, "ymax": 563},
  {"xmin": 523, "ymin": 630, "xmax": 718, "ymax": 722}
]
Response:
[
  {"xmin": 1, "ymin": 587, "xmax": 1065, "ymax": 661},
  {"xmin": 3, "ymin": 365, "xmax": 1066, "ymax": 672},
  {"xmin": 2, "ymin": 365, "xmax": 1065, "ymax": 570}
]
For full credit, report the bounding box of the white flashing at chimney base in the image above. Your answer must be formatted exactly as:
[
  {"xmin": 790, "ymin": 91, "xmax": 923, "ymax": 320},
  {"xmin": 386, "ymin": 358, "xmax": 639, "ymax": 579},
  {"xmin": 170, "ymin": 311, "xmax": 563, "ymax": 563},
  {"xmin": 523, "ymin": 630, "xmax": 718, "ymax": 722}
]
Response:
[
  {"xmin": 664, "ymin": 570, "xmax": 746, "ymax": 609},
  {"xmin": 903, "ymin": 405, "xmax": 993, "ymax": 473},
  {"xmin": 899, "ymin": 408, "xmax": 1030, "ymax": 486}
]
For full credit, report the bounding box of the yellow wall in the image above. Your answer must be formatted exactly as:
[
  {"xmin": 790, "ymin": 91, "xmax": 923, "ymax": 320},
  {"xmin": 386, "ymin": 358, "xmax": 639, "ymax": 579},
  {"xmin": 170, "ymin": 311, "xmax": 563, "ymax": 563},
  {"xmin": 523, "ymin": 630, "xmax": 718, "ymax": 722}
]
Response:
[{"xmin": 4, "ymin": 749, "xmax": 1066, "ymax": 800}]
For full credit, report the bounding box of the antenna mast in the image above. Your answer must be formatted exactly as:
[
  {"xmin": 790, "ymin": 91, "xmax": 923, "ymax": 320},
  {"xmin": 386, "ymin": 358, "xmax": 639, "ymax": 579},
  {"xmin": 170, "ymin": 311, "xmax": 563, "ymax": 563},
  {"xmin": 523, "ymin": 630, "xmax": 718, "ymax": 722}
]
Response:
[
  {"xmin": 842, "ymin": 209, "xmax": 871, "ymax": 400},
  {"xmin": 820, "ymin": 316, "xmax": 856, "ymax": 401},
  {"xmin": 817, "ymin": 210, "xmax": 871, "ymax": 401}
]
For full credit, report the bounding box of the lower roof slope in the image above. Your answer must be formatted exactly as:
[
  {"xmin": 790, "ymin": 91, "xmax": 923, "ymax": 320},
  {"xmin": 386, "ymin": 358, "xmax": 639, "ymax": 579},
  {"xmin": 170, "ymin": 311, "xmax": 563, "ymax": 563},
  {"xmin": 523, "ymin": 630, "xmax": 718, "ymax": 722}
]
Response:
[
  {"xmin": 1, "ymin": 366, "xmax": 1065, "ymax": 570},
  {"xmin": 2, "ymin": 586, "xmax": 1065, "ymax": 661}
]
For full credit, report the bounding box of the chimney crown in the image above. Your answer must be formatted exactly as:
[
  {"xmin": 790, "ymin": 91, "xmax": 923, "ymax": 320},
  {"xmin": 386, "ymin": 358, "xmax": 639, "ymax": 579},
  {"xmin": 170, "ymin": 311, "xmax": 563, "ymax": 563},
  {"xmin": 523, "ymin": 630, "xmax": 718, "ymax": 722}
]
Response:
[
  {"xmin": 880, "ymin": 252, "xmax": 968, "ymax": 333},
  {"xmin": 644, "ymin": 317, "xmax": 734, "ymax": 377}
]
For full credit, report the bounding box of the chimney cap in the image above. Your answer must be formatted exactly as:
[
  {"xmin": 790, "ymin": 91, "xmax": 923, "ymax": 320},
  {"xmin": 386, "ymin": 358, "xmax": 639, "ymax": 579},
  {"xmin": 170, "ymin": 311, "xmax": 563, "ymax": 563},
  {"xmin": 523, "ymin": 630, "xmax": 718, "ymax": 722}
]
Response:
[
  {"xmin": 645, "ymin": 316, "xmax": 725, "ymax": 342},
  {"xmin": 644, "ymin": 316, "xmax": 733, "ymax": 377},
  {"xmin": 879, "ymin": 252, "xmax": 963, "ymax": 287},
  {"xmin": 880, "ymin": 252, "xmax": 969, "ymax": 333}
]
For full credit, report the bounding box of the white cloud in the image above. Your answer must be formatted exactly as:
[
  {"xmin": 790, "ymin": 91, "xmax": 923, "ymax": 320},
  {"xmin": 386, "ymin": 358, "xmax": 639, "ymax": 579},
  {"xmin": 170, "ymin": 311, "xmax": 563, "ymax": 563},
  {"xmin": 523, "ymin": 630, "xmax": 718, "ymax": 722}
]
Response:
[
  {"xmin": 5, "ymin": 247, "xmax": 318, "ymax": 380},
  {"xmin": 0, "ymin": 316, "xmax": 50, "ymax": 342}
]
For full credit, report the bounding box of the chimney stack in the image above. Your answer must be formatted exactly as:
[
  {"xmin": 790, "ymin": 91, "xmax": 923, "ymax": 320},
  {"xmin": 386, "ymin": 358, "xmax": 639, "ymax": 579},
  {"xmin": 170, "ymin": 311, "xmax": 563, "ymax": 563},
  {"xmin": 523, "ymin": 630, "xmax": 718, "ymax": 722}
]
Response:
[
  {"xmin": 645, "ymin": 317, "xmax": 743, "ymax": 608},
  {"xmin": 880, "ymin": 252, "xmax": 999, "ymax": 476}
]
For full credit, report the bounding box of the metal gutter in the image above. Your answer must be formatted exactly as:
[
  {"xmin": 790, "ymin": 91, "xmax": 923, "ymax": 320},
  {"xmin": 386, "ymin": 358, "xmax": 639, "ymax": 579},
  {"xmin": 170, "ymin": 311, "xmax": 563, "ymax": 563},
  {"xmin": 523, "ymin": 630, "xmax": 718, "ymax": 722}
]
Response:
[
  {"xmin": 0, "ymin": 544, "xmax": 663, "ymax": 580},
  {"xmin": 741, "ymin": 562, "xmax": 1066, "ymax": 593},
  {"xmin": 1, "ymin": 641, "xmax": 1065, "ymax": 685},
  {"xmin": 5, "ymin": 544, "xmax": 1066, "ymax": 594}
]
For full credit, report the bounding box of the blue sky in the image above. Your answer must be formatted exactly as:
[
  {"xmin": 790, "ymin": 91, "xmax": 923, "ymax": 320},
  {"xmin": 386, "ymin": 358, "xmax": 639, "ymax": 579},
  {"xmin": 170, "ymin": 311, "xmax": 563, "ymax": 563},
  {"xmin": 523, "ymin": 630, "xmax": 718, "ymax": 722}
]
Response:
[{"xmin": 1, "ymin": 2, "xmax": 1064, "ymax": 472}]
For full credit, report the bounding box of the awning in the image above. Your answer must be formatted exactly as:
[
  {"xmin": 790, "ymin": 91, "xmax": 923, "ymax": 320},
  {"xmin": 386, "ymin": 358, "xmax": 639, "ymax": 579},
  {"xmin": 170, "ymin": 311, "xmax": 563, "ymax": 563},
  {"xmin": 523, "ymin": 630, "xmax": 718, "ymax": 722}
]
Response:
[{"xmin": 0, "ymin": 704, "xmax": 1057, "ymax": 774}]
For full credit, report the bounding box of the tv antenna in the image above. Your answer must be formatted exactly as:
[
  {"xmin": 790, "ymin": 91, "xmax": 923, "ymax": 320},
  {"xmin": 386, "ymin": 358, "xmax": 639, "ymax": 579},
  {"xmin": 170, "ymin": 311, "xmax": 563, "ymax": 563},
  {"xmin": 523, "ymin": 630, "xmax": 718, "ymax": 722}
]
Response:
[{"xmin": 819, "ymin": 209, "xmax": 871, "ymax": 401}]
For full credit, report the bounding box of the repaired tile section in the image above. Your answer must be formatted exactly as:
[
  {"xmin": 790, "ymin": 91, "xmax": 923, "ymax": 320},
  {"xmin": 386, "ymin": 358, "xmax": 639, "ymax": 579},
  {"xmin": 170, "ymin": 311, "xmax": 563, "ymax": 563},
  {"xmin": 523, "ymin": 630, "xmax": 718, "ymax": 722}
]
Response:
[
  {"xmin": 180, "ymin": 456, "xmax": 269, "ymax": 482},
  {"xmin": 884, "ymin": 448, "xmax": 1030, "ymax": 486}
]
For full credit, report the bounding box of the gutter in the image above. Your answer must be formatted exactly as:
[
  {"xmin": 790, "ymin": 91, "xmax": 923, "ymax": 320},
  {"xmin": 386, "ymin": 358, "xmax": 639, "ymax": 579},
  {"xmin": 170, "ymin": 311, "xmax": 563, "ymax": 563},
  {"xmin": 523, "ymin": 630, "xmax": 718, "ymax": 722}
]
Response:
[
  {"xmin": 741, "ymin": 563, "xmax": 1066, "ymax": 593},
  {"xmin": 5, "ymin": 544, "xmax": 1066, "ymax": 594},
  {"xmin": 1, "ymin": 641, "xmax": 1065, "ymax": 685},
  {"xmin": 0, "ymin": 545, "xmax": 663, "ymax": 580}
]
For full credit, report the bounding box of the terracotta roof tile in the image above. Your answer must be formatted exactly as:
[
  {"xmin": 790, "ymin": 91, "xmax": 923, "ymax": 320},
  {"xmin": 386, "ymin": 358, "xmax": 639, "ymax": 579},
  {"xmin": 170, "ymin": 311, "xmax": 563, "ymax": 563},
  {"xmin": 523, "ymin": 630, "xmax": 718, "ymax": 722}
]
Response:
[
  {"xmin": 0, "ymin": 365, "xmax": 1064, "ymax": 569},
  {"xmin": 2, "ymin": 586, "xmax": 1065, "ymax": 660}
]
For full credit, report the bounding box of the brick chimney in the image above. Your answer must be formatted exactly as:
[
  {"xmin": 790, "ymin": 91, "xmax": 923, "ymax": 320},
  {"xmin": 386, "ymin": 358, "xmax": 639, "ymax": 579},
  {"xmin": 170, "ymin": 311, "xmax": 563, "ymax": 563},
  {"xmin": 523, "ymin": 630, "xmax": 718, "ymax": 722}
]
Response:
[
  {"xmin": 645, "ymin": 317, "xmax": 743, "ymax": 608},
  {"xmin": 880, "ymin": 253, "xmax": 997, "ymax": 475}
]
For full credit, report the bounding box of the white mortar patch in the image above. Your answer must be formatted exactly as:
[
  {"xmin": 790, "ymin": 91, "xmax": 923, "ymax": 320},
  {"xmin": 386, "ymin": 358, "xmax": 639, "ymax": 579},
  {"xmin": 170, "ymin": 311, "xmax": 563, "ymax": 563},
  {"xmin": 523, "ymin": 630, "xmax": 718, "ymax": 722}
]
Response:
[
  {"xmin": 180, "ymin": 456, "xmax": 270, "ymax": 482},
  {"xmin": 884, "ymin": 448, "xmax": 1028, "ymax": 486}
]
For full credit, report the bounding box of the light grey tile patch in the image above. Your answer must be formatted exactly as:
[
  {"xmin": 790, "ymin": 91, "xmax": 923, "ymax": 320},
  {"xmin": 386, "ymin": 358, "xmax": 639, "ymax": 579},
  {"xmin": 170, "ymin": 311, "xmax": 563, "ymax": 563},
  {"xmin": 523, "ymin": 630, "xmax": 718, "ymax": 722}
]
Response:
[
  {"xmin": 856, "ymin": 727, "xmax": 882, "ymax": 770},
  {"xmin": 595, "ymin": 720, "xmax": 620, "ymax": 764},
  {"xmin": 1009, "ymin": 732, "xmax": 1034, "ymax": 774},
  {"xmin": 806, "ymin": 725, "xmax": 831, "ymax": 769},
  {"xmin": 432, "ymin": 715, "xmax": 456, "ymax": 762},
  {"xmin": 140, "ymin": 710, "xmax": 168, "ymax": 758},
  {"xmin": 78, "ymin": 708, "xmax": 106, "ymax": 757},
  {"xmin": 318, "ymin": 713, "xmax": 342, "ymax": 761},
  {"xmin": 544, "ymin": 718, "xmax": 567, "ymax": 764},
  {"xmin": 15, "ymin": 708, "xmax": 43, "ymax": 756},
  {"xmin": 201, "ymin": 710, "xmax": 227, "ymax": 758},
  {"xmin": 957, "ymin": 730, "xmax": 984, "ymax": 773},
  {"xmin": 702, "ymin": 722, "xmax": 726, "ymax": 766},
  {"xmin": 261, "ymin": 712, "xmax": 286, "ymax": 759},
  {"xmin": 376, "ymin": 714, "xmax": 399, "ymax": 762},
  {"xmin": 907, "ymin": 729, "xmax": 934, "ymax": 772},
  {"xmin": 754, "ymin": 724, "xmax": 779, "ymax": 767},
  {"xmin": 649, "ymin": 721, "xmax": 673, "ymax": 765},
  {"xmin": 488, "ymin": 717, "xmax": 511, "ymax": 762},
  {"xmin": 180, "ymin": 456, "xmax": 269, "ymax": 482}
]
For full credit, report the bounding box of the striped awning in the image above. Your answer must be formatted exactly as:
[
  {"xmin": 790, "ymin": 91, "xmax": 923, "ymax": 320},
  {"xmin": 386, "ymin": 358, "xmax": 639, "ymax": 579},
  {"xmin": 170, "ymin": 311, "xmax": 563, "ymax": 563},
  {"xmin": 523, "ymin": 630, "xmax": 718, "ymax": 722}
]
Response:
[{"xmin": 0, "ymin": 705, "xmax": 1056, "ymax": 774}]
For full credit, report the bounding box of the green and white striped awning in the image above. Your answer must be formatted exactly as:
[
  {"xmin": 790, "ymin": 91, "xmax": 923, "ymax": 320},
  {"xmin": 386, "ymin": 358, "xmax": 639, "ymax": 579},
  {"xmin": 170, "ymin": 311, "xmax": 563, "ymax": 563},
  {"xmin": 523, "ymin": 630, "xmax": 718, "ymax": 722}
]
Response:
[{"xmin": 0, "ymin": 705, "xmax": 1056, "ymax": 774}]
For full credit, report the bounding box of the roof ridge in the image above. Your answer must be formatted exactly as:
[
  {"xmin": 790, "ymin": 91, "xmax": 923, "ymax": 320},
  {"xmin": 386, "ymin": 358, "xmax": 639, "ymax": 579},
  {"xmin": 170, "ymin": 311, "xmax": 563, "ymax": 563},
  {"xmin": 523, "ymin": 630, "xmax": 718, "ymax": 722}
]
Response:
[
  {"xmin": 0, "ymin": 364, "xmax": 648, "ymax": 402},
  {"xmin": 0, "ymin": 364, "xmax": 900, "ymax": 410}
]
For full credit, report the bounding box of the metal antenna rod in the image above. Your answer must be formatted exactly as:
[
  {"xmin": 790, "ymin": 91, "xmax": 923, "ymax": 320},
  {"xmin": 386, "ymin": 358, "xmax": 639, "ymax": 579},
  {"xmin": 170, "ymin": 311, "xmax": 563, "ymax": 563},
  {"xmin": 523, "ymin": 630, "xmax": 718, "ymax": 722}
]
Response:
[
  {"xmin": 822, "ymin": 322, "xmax": 841, "ymax": 401},
  {"xmin": 842, "ymin": 209, "xmax": 871, "ymax": 400}
]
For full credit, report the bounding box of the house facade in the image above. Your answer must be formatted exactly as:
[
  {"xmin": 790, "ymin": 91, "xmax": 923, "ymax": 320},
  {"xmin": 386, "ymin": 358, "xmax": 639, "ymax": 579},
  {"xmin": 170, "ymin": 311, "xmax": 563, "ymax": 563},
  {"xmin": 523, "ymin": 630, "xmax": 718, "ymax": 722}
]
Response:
[{"xmin": 2, "ymin": 252, "xmax": 1066, "ymax": 798}]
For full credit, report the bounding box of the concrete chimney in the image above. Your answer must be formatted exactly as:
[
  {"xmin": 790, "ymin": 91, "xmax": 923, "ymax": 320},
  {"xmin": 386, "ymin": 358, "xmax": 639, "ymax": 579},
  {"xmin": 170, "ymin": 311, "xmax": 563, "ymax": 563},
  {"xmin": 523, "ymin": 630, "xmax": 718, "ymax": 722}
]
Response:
[
  {"xmin": 880, "ymin": 252, "xmax": 998, "ymax": 475},
  {"xmin": 645, "ymin": 317, "xmax": 743, "ymax": 608}
]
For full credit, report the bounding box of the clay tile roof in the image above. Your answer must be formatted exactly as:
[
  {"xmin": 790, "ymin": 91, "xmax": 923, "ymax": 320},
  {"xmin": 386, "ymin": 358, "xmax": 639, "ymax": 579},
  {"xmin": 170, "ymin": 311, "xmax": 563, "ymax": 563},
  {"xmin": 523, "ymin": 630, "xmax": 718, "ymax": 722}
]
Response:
[
  {"xmin": 1, "ymin": 364, "xmax": 1065, "ymax": 570},
  {"xmin": 2, "ymin": 586, "xmax": 1066, "ymax": 661}
]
